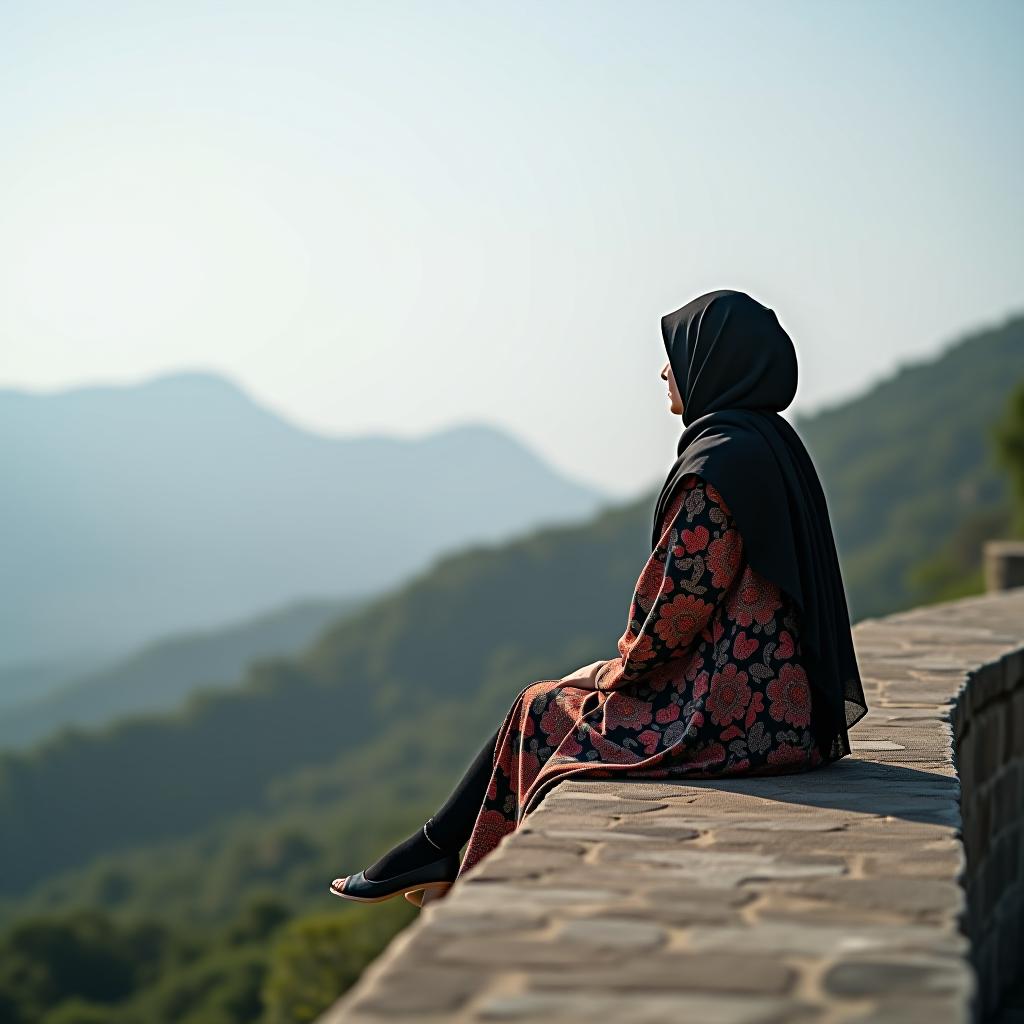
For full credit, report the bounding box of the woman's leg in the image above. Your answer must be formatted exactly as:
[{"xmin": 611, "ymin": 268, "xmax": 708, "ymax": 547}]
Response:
[{"xmin": 362, "ymin": 723, "xmax": 501, "ymax": 881}]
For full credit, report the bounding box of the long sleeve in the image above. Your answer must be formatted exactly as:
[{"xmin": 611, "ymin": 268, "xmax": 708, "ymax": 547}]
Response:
[{"xmin": 595, "ymin": 474, "xmax": 744, "ymax": 693}]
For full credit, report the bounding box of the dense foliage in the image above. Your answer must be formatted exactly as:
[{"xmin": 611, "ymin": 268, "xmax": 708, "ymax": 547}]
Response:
[
  {"xmin": 793, "ymin": 313, "xmax": 1024, "ymax": 611},
  {"xmin": 0, "ymin": 898, "xmax": 412, "ymax": 1024},
  {"xmin": 0, "ymin": 597, "xmax": 364, "ymax": 752}
]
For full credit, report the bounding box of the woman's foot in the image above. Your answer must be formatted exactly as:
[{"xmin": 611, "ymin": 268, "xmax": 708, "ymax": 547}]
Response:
[
  {"xmin": 329, "ymin": 851, "xmax": 460, "ymax": 903},
  {"xmin": 329, "ymin": 822, "xmax": 461, "ymax": 904}
]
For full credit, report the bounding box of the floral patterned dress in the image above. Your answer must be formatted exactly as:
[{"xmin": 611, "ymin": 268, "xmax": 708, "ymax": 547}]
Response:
[{"xmin": 456, "ymin": 472, "xmax": 825, "ymax": 880}]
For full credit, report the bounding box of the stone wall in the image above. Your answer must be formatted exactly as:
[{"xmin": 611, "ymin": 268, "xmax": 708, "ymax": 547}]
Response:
[
  {"xmin": 951, "ymin": 611, "xmax": 1024, "ymax": 1018},
  {"xmin": 319, "ymin": 587, "xmax": 1024, "ymax": 1023}
]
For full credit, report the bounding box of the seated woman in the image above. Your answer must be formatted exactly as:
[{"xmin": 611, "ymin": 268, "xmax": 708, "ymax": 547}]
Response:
[{"xmin": 330, "ymin": 288, "xmax": 868, "ymax": 907}]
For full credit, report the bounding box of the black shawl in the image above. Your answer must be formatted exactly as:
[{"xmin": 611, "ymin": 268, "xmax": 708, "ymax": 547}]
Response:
[{"xmin": 653, "ymin": 288, "xmax": 867, "ymax": 762}]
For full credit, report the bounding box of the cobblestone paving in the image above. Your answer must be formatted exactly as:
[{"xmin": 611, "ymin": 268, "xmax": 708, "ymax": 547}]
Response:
[{"xmin": 319, "ymin": 588, "xmax": 1024, "ymax": 1023}]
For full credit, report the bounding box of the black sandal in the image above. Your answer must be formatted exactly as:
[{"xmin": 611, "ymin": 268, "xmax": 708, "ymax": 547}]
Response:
[{"xmin": 329, "ymin": 850, "xmax": 461, "ymax": 904}]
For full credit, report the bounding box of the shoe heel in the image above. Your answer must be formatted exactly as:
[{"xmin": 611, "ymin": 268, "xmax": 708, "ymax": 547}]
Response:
[{"xmin": 404, "ymin": 880, "xmax": 453, "ymax": 907}]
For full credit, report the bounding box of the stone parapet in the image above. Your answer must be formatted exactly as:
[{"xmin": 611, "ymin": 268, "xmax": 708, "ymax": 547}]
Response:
[
  {"xmin": 319, "ymin": 587, "xmax": 1024, "ymax": 1023},
  {"xmin": 984, "ymin": 540, "xmax": 1024, "ymax": 592}
]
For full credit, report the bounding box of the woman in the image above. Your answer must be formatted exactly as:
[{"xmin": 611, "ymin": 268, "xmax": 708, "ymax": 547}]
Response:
[{"xmin": 330, "ymin": 288, "xmax": 868, "ymax": 908}]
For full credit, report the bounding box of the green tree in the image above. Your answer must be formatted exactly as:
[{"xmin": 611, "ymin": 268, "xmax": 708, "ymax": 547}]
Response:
[
  {"xmin": 4, "ymin": 910, "xmax": 137, "ymax": 1011},
  {"xmin": 223, "ymin": 897, "xmax": 292, "ymax": 947},
  {"xmin": 907, "ymin": 375, "xmax": 1024, "ymax": 605},
  {"xmin": 992, "ymin": 378, "xmax": 1024, "ymax": 536},
  {"xmin": 127, "ymin": 946, "xmax": 266, "ymax": 1024},
  {"xmin": 42, "ymin": 998, "xmax": 116, "ymax": 1024},
  {"xmin": 262, "ymin": 904, "xmax": 413, "ymax": 1024}
]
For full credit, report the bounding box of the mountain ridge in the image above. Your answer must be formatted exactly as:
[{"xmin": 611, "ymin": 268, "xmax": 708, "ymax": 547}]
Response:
[{"xmin": 1, "ymin": 370, "xmax": 609, "ymax": 668}]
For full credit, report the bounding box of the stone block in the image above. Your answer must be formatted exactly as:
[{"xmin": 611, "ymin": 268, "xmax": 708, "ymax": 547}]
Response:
[
  {"xmin": 475, "ymin": 990, "xmax": 821, "ymax": 1024},
  {"xmin": 822, "ymin": 955, "xmax": 974, "ymax": 998},
  {"xmin": 525, "ymin": 950, "xmax": 797, "ymax": 995}
]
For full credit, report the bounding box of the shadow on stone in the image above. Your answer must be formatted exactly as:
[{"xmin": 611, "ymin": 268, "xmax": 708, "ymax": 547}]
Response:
[{"xmin": 589, "ymin": 758, "xmax": 962, "ymax": 828}]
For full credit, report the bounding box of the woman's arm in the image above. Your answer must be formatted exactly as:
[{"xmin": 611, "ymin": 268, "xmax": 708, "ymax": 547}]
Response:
[{"xmin": 593, "ymin": 475, "xmax": 743, "ymax": 693}]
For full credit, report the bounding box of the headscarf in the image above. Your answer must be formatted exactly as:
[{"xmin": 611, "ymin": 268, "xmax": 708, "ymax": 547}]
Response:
[{"xmin": 653, "ymin": 288, "xmax": 867, "ymax": 762}]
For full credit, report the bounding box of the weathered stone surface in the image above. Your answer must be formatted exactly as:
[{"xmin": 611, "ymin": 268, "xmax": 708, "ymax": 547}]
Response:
[
  {"xmin": 822, "ymin": 956, "xmax": 975, "ymax": 997},
  {"xmin": 434, "ymin": 936, "xmax": 622, "ymax": 968},
  {"xmin": 316, "ymin": 587, "xmax": 1024, "ymax": 1023},
  {"xmin": 553, "ymin": 916, "xmax": 668, "ymax": 950},
  {"xmin": 424, "ymin": 909, "xmax": 549, "ymax": 935},
  {"xmin": 596, "ymin": 844, "xmax": 849, "ymax": 884},
  {"xmin": 782, "ymin": 875, "xmax": 966, "ymax": 916},
  {"xmin": 474, "ymin": 991, "xmax": 821, "ymax": 1024},
  {"xmin": 537, "ymin": 825, "xmax": 684, "ymax": 843},
  {"xmin": 322, "ymin": 965, "xmax": 482, "ymax": 1018},
  {"xmin": 686, "ymin": 921, "xmax": 970, "ymax": 957},
  {"xmin": 524, "ymin": 951, "xmax": 797, "ymax": 994}
]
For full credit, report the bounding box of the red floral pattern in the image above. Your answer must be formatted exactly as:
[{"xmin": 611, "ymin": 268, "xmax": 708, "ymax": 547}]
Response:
[{"xmin": 456, "ymin": 473, "xmax": 823, "ymax": 880}]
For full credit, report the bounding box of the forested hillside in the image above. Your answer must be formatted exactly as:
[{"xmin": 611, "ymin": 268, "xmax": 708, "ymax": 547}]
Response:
[
  {"xmin": 0, "ymin": 498, "xmax": 646, "ymax": 895},
  {"xmin": 2, "ymin": 311, "xmax": 1021, "ymax": 1024},
  {"xmin": 0, "ymin": 595, "xmax": 368, "ymax": 751},
  {"xmin": 793, "ymin": 312, "xmax": 1024, "ymax": 615}
]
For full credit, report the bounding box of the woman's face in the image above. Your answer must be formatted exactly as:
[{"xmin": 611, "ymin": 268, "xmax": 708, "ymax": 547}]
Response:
[{"xmin": 661, "ymin": 360, "xmax": 684, "ymax": 416}]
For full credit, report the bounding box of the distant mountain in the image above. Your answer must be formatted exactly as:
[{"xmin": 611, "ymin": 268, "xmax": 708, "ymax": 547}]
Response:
[
  {"xmin": 0, "ymin": 371, "xmax": 608, "ymax": 669},
  {"xmin": 0, "ymin": 594, "xmax": 370, "ymax": 751},
  {"xmin": 1, "ymin": 310, "xmax": 1021, "ymax": 904},
  {"xmin": 0, "ymin": 654, "xmax": 109, "ymax": 712}
]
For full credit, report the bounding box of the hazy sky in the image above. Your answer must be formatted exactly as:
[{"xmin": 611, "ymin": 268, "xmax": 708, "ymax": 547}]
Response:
[{"xmin": 2, "ymin": 0, "xmax": 1021, "ymax": 497}]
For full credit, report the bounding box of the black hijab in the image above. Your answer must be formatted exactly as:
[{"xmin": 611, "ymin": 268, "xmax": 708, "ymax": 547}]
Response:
[{"xmin": 653, "ymin": 289, "xmax": 867, "ymax": 762}]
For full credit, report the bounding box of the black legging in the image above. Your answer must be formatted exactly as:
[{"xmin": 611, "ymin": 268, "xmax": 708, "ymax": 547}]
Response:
[{"xmin": 424, "ymin": 723, "xmax": 502, "ymax": 851}]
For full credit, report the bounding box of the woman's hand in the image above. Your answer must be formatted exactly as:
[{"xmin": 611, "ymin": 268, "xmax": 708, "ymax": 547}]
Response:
[{"xmin": 557, "ymin": 659, "xmax": 609, "ymax": 690}]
